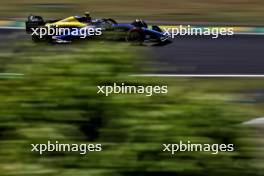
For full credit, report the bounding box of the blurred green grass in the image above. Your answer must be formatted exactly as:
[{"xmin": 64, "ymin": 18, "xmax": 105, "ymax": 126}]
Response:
[
  {"xmin": 2, "ymin": 0, "xmax": 264, "ymax": 24},
  {"xmin": 0, "ymin": 40, "xmax": 263, "ymax": 176}
]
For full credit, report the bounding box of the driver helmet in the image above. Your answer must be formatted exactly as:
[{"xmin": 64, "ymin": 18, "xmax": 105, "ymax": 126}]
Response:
[
  {"xmin": 132, "ymin": 19, "xmax": 141, "ymax": 26},
  {"xmin": 84, "ymin": 12, "xmax": 92, "ymax": 21},
  {"xmin": 85, "ymin": 12, "xmax": 90, "ymax": 17},
  {"xmin": 133, "ymin": 19, "xmax": 147, "ymax": 28}
]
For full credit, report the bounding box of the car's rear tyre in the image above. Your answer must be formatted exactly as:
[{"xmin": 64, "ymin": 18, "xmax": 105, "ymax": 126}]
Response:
[
  {"xmin": 32, "ymin": 34, "xmax": 41, "ymax": 42},
  {"xmin": 126, "ymin": 29, "xmax": 144, "ymax": 44},
  {"xmin": 26, "ymin": 15, "xmax": 45, "ymax": 33},
  {"xmin": 32, "ymin": 34, "xmax": 52, "ymax": 43}
]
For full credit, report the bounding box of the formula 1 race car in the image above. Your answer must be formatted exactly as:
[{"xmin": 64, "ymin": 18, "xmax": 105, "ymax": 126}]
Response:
[{"xmin": 25, "ymin": 13, "xmax": 170, "ymax": 44}]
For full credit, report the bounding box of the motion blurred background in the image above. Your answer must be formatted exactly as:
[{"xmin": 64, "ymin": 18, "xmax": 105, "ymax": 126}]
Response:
[
  {"xmin": 1, "ymin": 0, "xmax": 264, "ymax": 24},
  {"xmin": 0, "ymin": 0, "xmax": 264, "ymax": 176}
]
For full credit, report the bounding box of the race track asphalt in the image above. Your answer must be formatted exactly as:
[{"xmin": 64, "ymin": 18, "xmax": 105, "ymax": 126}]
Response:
[
  {"xmin": 148, "ymin": 35, "xmax": 264, "ymax": 74},
  {"xmin": 1, "ymin": 28, "xmax": 264, "ymax": 75}
]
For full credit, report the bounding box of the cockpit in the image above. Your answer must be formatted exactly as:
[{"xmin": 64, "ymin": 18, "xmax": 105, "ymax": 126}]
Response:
[{"xmin": 131, "ymin": 19, "xmax": 148, "ymax": 28}]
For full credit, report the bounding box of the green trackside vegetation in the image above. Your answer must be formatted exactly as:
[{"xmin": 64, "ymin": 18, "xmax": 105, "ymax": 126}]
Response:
[
  {"xmin": 0, "ymin": 40, "xmax": 264, "ymax": 176},
  {"xmin": 2, "ymin": 0, "xmax": 264, "ymax": 24}
]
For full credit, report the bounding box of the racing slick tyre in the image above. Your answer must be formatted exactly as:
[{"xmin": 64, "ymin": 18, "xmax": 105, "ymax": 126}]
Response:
[
  {"xmin": 26, "ymin": 15, "xmax": 45, "ymax": 34},
  {"xmin": 32, "ymin": 33, "xmax": 52, "ymax": 43},
  {"xmin": 32, "ymin": 34, "xmax": 41, "ymax": 42},
  {"xmin": 126, "ymin": 29, "xmax": 144, "ymax": 44}
]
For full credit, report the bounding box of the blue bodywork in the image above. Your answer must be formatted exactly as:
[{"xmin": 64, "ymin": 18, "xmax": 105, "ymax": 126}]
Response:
[
  {"xmin": 54, "ymin": 20, "xmax": 169, "ymax": 43},
  {"xmin": 114, "ymin": 23, "xmax": 166, "ymax": 38}
]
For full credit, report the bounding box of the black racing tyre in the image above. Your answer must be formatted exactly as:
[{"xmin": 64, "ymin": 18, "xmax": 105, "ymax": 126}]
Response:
[
  {"xmin": 26, "ymin": 15, "xmax": 45, "ymax": 33},
  {"xmin": 32, "ymin": 34, "xmax": 52, "ymax": 43},
  {"xmin": 126, "ymin": 29, "xmax": 144, "ymax": 44},
  {"xmin": 32, "ymin": 34, "xmax": 41, "ymax": 42}
]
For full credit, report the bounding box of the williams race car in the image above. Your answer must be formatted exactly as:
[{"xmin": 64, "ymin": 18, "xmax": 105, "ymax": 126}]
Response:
[{"xmin": 25, "ymin": 13, "xmax": 170, "ymax": 44}]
